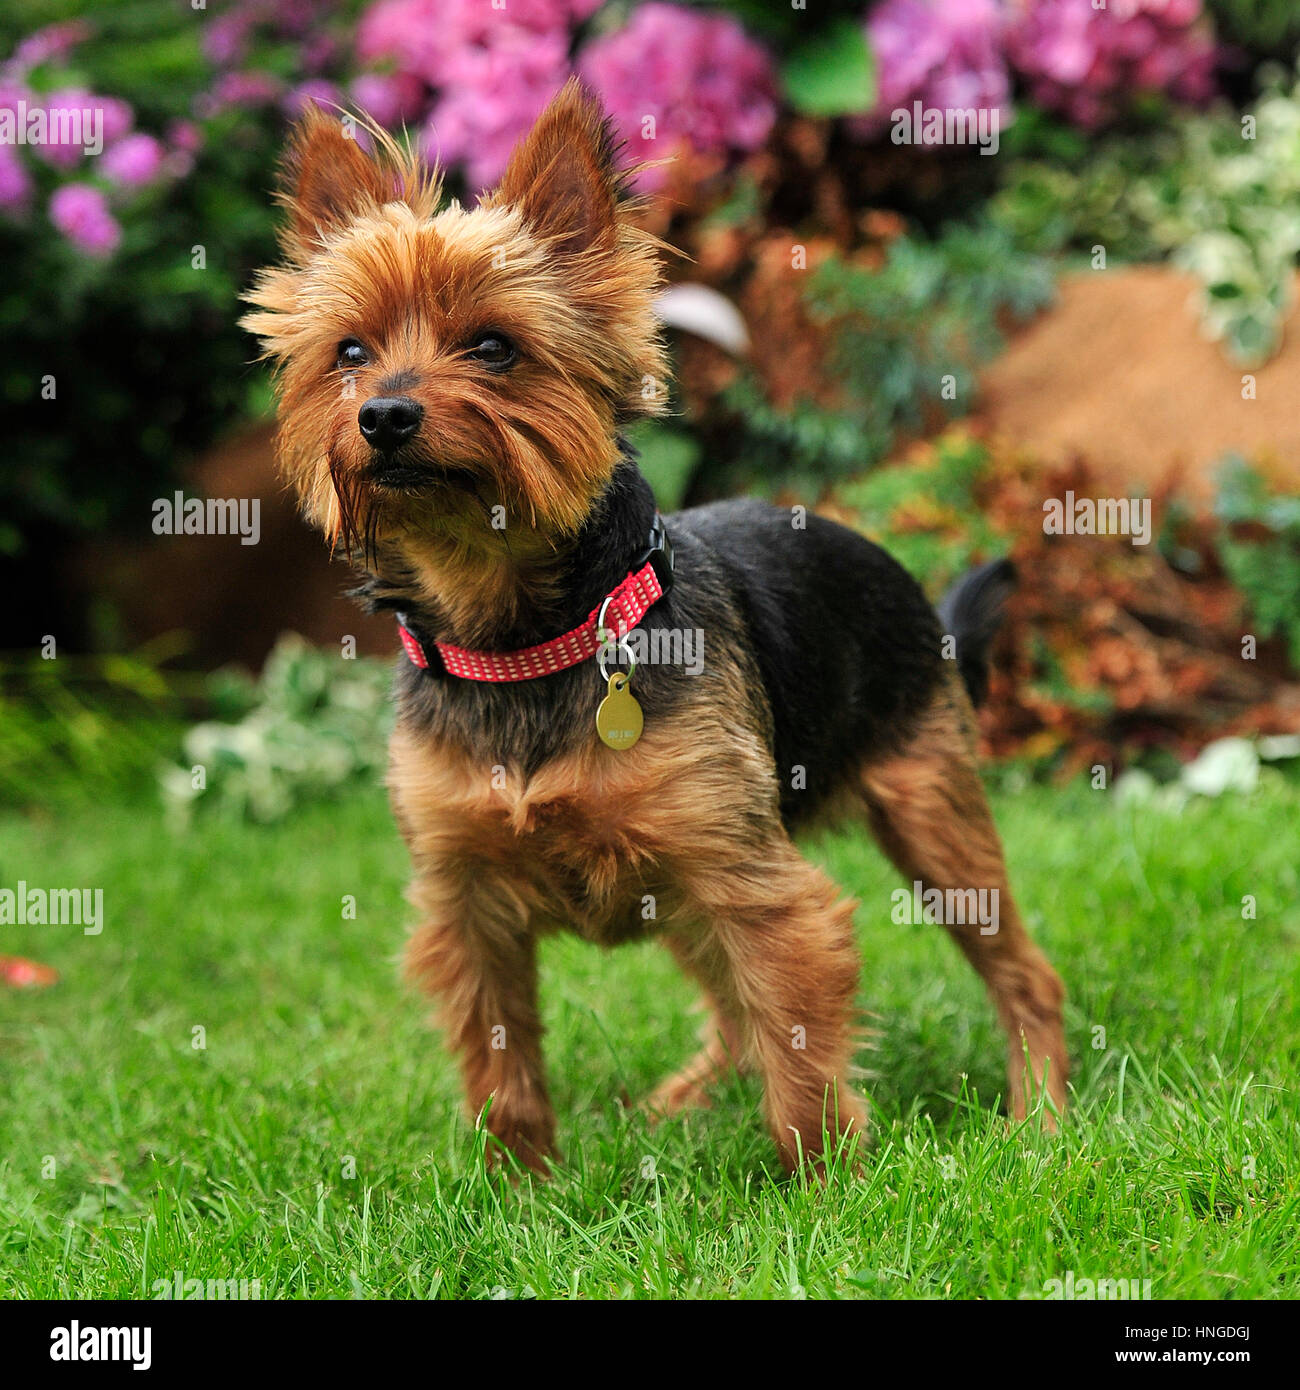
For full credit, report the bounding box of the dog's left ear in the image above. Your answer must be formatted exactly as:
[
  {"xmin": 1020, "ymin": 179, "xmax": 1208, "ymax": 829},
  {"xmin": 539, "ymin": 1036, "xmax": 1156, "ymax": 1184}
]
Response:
[{"xmin": 485, "ymin": 78, "xmax": 623, "ymax": 255}]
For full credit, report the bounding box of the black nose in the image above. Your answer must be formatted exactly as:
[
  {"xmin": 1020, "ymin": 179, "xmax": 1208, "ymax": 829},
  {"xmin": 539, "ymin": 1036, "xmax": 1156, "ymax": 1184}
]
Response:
[{"xmin": 358, "ymin": 396, "xmax": 422, "ymax": 452}]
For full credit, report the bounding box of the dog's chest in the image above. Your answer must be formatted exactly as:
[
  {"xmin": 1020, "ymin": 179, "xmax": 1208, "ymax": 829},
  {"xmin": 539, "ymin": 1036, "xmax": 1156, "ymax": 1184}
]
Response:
[{"xmin": 389, "ymin": 726, "xmax": 668, "ymax": 942}]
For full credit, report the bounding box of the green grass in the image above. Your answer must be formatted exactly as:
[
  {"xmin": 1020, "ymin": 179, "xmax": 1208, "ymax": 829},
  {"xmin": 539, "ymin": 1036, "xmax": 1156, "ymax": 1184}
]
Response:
[{"xmin": 1, "ymin": 774, "xmax": 1297, "ymax": 1300}]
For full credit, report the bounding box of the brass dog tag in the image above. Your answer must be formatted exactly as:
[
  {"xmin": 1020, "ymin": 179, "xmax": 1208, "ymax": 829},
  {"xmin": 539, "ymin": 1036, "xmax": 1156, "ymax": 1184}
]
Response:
[{"xmin": 596, "ymin": 671, "xmax": 643, "ymax": 750}]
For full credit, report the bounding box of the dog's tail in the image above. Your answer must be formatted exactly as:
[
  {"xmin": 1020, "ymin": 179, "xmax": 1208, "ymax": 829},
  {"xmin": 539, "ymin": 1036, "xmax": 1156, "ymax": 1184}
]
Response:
[{"xmin": 937, "ymin": 558, "xmax": 1017, "ymax": 708}]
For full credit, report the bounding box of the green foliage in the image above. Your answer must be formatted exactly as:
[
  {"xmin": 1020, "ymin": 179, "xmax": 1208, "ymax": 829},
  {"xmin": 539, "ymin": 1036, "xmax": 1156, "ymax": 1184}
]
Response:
[
  {"xmin": 1213, "ymin": 455, "xmax": 1300, "ymax": 668},
  {"xmin": 990, "ymin": 130, "xmax": 1172, "ymax": 262},
  {"xmin": 0, "ymin": 645, "xmax": 188, "ymax": 808},
  {"xmin": 624, "ymin": 420, "xmax": 701, "ymax": 511},
  {"xmin": 833, "ymin": 431, "xmax": 1004, "ymax": 594},
  {"xmin": 722, "ymin": 220, "xmax": 1052, "ymax": 490},
  {"xmin": 161, "ymin": 635, "xmax": 393, "ymax": 825},
  {"xmin": 812, "ymin": 221, "xmax": 1054, "ymax": 427},
  {"xmin": 1206, "ymin": 0, "xmax": 1300, "ymax": 57},
  {"xmin": 994, "ymin": 64, "xmax": 1300, "ymax": 364},
  {"xmin": 782, "ymin": 17, "xmax": 875, "ymax": 118},
  {"xmin": 706, "ymin": 0, "xmax": 867, "ymax": 45},
  {"xmin": 711, "ymin": 377, "xmax": 872, "ymax": 496}
]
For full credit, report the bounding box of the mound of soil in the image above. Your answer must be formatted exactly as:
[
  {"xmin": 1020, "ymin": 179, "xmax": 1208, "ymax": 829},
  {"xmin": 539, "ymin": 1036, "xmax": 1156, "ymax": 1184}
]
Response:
[{"xmin": 977, "ymin": 266, "xmax": 1300, "ymax": 507}]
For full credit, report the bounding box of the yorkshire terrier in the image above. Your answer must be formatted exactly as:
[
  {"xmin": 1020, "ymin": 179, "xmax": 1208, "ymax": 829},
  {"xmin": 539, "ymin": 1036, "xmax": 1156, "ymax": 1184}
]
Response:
[{"xmin": 243, "ymin": 80, "xmax": 1068, "ymax": 1175}]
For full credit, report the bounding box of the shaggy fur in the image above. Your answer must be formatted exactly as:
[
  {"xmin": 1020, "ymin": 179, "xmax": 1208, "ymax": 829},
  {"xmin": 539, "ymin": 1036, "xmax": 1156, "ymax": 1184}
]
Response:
[{"xmin": 243, "ymin": 80, "xmax": 1068, "ymax": 1176}]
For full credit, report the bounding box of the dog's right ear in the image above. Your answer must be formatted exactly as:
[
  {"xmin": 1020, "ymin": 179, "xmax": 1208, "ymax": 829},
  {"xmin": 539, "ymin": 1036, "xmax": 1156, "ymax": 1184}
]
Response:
[{"xmin": 278, "ymin": 106, "xmax": 392, "ymax": 260}]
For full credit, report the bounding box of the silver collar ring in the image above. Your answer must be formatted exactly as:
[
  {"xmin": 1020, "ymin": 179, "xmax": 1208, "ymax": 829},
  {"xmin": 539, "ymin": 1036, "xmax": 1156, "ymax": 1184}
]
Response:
[{"xmin": 596, "ymin": 597, "xmax": 636, "ymax": 684}]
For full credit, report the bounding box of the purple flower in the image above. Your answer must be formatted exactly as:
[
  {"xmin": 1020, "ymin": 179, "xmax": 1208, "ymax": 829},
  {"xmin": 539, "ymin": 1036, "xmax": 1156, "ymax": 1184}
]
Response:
[
  {"xmin": 425, "ymin": 28, "xmax": 571, "ymax": 189},
  {"xmin": 100, "ymin": 132, "xmax": 166, "ymax": 188},
  {"xmin": 6, "ymin": 21, "xmax": 90, "ymax": 76},
  {"xmin": 202, "ymin": 11, "xmax": 256, "ymax": 68},
  {"xmin": 1007, "ymin": 0, "xmax": 1217, "ymax": 128},
  {"xmin": 579, "ymin": 3, "xmax": 777, "ymax": 189},
  {"xmin": 282, "ymin": 79, "xmax": 344, "ymax": 119},
  {"xmin": 49, "ymin": 182, "xmax": 121, "ymax": 257},
  {"xmin": 349, "ymin": 71, "xmax": 425, "ymax": 128},
  {"xmin": 854, "ymin": 0, "xmax": 1012, "ymax": 141},
  {"xmin": 0, "ymin": 142, "xmax": 33, "ymax": 213},
  {"xmin": 198, "ymin": 70, "xmax": 285, "ymax": 116}
]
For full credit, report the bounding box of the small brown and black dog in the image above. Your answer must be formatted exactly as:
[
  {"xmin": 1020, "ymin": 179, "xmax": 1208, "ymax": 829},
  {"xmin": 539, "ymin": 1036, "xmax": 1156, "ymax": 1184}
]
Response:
[{"xmin": 243, "ymin": 80, "xmax": 1067, "ymax": 1175}]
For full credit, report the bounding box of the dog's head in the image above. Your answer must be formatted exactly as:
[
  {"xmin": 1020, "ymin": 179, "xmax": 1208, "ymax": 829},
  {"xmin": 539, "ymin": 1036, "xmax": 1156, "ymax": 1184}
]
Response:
[{"xmin": 241, "ymin": 80, "xmax": 668, "ymax": 561}]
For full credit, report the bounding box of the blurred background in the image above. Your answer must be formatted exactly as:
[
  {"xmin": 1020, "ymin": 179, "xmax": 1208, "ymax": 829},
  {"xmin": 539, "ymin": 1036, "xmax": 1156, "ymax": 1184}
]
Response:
[{"xmin": 3, "ymin": 0, "xmax": 1300, "ymax": 822}]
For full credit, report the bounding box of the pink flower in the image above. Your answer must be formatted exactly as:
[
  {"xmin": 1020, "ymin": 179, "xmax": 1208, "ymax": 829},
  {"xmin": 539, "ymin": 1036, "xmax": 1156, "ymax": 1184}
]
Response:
[
  {"xmin": 6, "ymin": 21, "xmax": 90, "ymax": 76},
  {"xmin": 579, "ymin": 3, "xmax": 777, "ymax": 189},
  {"xmin": 202, "ymin": 11, "xmax": 255, "ymax": 67},
  {"xmin": 198, "ymin": 70, "xmax": 284, "ymax": 116},
  {"xmin": 30, "ymin": 89, "xmax": 133, "ymax": 169},
  {"xmin": 49, "ymin": 182, "xmax": 121, "ymax": 256},
  {"xmin": 354, "ymin": 0, "xmax": 617, "ymax": 182},
  {"xmin": 359, "ymin": 0, "xmax": 600, "ymax": 88},
  {"xmin": 0, "ymin": 142, "xmax": 33, "ymax": 212},
  {"xmin": 100, "ymin": 132, "xmax": 166, "ymax": 187},
  {"xmin": 167, "ymin": 119, "xmax": 203, "ymax": 155},
  {"xmin": 1007, "ymin": 0, "xmax": 1217, "ymax": 128},
  {"xmin": 349, "ymin": 71, "xmax": 425, "ymax": 128},
  {"xmin": 300, "ymin": 33, "xmax": 340, "ymax": 76},
  {"xmin": 91, "ymin": 94, "xmax": 134, "ymax": 144},
  {"xmin": 282, "ymin": 79, "xmax": 343, "ymax": 119},
  {"xmin": 854, "ymin": 0, "xmax": 1012, "ymax": 140},
  {"xmin": 425, "ymin": 28, "xmax": 571, "ymax": 189},
  {"xmin": 359, "ymin": 0, "xmax": 489, "ymax": 88}
]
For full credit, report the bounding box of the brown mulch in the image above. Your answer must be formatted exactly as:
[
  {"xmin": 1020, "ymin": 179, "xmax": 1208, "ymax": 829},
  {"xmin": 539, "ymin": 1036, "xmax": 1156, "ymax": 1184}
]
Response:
[
  {"xmin": 932, "ymin": 445, "xmax": 1299, "ymax": 771},
  {"xmin": 977, "ymin": 266, "xmax": 1300, "ymax": 511}
]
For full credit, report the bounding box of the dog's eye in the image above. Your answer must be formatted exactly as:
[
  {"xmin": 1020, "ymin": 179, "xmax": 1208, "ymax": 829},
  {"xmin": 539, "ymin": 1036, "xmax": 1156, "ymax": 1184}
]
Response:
[
  {"xmin": 466, "ymin": 333, "xmax": 515, "ymax": 370},
  {"xmin": 337, "ymin": 338, "xmax": 369, "ymax": 370}
]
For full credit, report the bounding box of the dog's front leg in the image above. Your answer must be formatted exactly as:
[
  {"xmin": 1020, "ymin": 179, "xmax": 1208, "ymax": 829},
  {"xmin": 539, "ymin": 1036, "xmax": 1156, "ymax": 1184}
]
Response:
[
  {"xmin": 675, "ymin": 843, "xmax": 867, "ymax": 1175},
  {"xmin": 404, "ymin": 868, "xmax": 555, "ymax": 1174}
]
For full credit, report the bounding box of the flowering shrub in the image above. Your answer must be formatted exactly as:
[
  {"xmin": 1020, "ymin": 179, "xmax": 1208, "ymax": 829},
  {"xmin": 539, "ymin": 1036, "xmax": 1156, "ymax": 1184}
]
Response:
[
  {"xmin": 856, "ymin": 0, "xmax": 1012, "ymax": 139},
  {"xmin": 356, "ymin": 0, "xmax": 776, "ymax": 190},
  {"xmin": 579, "ymin": 4, "xmax": 777, "ymax": 189},
  {"xmin": 1007, "ymin": 0, "xmax": 1217, "ymax": 129},
  {"xmin": 0, "ymin": 23, "xmax": 196, "ymax": 256},
  {"xmin": 857, "ymin": 0, "xmax": 1218, "ymax": 142}
]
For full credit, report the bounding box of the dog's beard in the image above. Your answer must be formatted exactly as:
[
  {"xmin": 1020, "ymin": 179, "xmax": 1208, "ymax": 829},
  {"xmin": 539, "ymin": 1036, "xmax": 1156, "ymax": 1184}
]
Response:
[
  {"xmin": 327, "ymin": 445, "xmax": 501, "ymax": 567},
  {"xmin": 328, "ymin": 445, "xmax": 386, "ymax": 566}
]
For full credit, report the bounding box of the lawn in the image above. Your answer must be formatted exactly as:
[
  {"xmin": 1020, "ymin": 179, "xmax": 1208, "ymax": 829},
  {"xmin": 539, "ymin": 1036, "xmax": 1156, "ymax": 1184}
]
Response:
[{"xmin": 0, "ymin": 772, "xmax": 1297, "ymax": 1300}]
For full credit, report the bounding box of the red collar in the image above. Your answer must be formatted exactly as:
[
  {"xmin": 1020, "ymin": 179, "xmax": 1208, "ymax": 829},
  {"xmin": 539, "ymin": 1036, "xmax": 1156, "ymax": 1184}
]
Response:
[{"xmin": 396, "ymin": 517, "xmax": 673, "ymax": 683}]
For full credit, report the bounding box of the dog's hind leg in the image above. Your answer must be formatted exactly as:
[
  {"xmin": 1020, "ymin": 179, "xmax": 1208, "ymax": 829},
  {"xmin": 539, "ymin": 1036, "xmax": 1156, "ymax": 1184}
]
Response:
[{"xmin": 858, "ymin": 676, "xmax": 1068, "ymax": 1124}]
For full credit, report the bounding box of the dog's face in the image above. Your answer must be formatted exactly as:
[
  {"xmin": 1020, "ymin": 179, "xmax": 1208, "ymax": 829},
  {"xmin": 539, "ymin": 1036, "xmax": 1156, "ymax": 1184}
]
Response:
[{"xmin": 242, "ymin": 80, "xmax": 667, "ymax": 559}]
